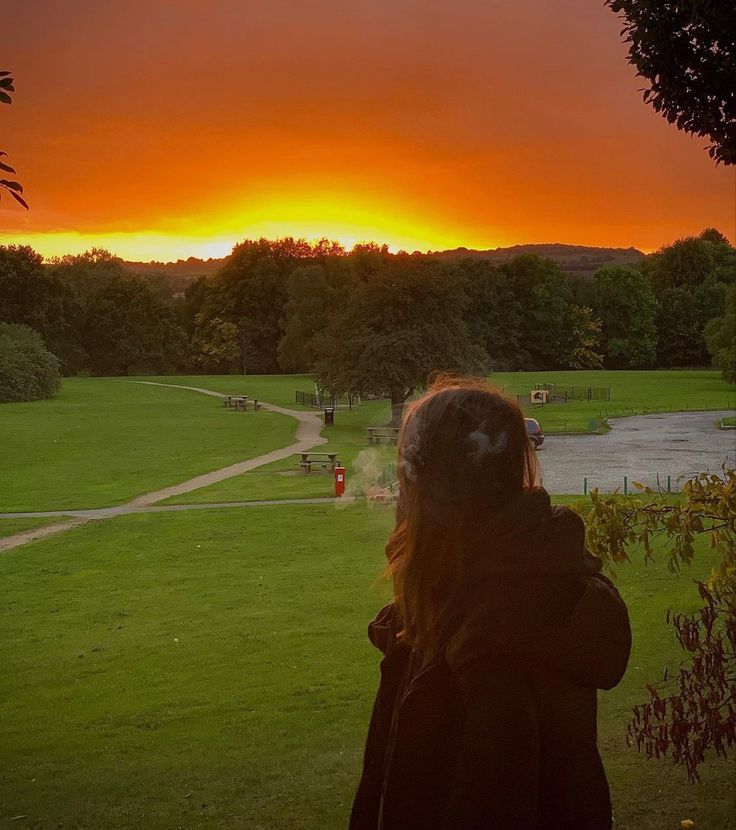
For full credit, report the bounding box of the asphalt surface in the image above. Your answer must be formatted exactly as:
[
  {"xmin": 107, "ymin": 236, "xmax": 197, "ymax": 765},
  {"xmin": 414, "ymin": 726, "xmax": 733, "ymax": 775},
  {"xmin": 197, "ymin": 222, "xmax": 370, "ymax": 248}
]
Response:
[{"xmin": 537, "ymin": 410, "xmax": 736, "ymax": 494}]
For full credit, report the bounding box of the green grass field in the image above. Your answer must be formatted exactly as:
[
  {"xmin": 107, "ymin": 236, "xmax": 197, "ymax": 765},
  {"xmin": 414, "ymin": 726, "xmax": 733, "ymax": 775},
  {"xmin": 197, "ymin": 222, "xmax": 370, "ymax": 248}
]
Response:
[
  {"xmin": 0, "ymin": 379, "xmax": 296, "ymax": 512},
  {"xmin": 0, "ymin": 504, "xmax": 733, "ymax": 829},
  {"xmin": 4, "ymin": 370, "xmax": 729, "ymax": 511},
  {"xmin": 492, "ymin": 369, "xmax": 735, "ymax": 433}
]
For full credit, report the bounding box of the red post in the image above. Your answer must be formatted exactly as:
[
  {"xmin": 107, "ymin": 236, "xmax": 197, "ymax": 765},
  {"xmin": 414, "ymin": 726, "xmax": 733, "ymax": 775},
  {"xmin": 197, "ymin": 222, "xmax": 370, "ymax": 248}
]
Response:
[{"xmin": 334, "ymin": 466, "xmax": 346, "ymax": 497}]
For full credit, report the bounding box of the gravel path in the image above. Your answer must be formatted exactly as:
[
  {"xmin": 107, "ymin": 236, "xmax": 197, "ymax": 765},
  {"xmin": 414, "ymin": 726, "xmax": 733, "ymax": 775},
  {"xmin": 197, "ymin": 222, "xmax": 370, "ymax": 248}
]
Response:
[{"xmin": 538, "ymin": 410, "xmax": 735, "ymax": 494}]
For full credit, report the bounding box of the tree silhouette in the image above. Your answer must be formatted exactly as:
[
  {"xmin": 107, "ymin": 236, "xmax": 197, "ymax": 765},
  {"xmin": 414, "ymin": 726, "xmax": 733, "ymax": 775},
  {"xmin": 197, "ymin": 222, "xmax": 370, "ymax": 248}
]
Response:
[
  {"xmin": 606, "ymin": 0, "xmax": 736, "ymax": 165},
  {"xmin": 0, "ymin": 69, "xmax": 28, "ymax": 208}
]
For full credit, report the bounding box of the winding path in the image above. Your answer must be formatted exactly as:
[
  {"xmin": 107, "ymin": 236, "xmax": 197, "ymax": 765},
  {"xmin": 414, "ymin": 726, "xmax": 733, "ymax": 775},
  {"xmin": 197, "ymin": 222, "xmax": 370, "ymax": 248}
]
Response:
[{"xmin": 0, "ymin": 382, "xmax": 329, "ymax": 552}]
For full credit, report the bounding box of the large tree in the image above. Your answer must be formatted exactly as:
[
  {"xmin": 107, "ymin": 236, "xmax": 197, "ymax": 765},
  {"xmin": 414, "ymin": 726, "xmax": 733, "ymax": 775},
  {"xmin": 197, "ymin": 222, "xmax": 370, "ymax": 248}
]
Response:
[
  {"xmin": 592, "ymin": 266, "xmax": 658, "ymax": 368},
  {"xmin": 81, "ymin": 273, "xmax": 186, "ymax": 375},
  {"xmin": 705, "ymin": 285, "xmax": 736, "ymax": 383},
  {"xmin": 456, "ymin": 259, "xmax": 526, "ymax": 370},
  {"xmin": 192, "ymin": 238, "xmax": 344, "ymax": 374},
  {"xmin": 501, "ymin": 255, "xmax": 577, "ymax": 369},
  {"xmin": 312, "ymin": 258, "xmax": 486, "ymax": 425},
  {"xmin": 606, "ymin": 0, "xmax": 736, "ymax": 164}
]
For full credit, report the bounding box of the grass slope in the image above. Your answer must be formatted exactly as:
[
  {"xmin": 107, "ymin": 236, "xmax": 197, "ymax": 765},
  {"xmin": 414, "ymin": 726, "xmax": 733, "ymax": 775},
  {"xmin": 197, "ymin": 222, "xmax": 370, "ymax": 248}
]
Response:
[
  {"xmin": 0, "ymin": 379, "xmax": 296, "ymax": 512},
  {"xmin": 0, "ymin": 504, "xmax": 733, "ymax": 829}
]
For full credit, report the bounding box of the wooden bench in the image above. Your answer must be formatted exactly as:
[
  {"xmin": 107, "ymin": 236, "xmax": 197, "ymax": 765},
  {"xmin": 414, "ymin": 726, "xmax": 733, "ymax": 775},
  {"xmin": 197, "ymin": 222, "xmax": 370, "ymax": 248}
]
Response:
[
  {"xmin": 299, "ymin": 452, "xmax": 340, "ymax": 473},
  {"xmin": 366, "ymin": 427, "xmax": 400, "ymax": 445}
]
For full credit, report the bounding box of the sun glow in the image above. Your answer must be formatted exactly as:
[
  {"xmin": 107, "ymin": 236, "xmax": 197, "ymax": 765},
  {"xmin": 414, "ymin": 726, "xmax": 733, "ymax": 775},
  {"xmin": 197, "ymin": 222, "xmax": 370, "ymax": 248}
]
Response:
[{"xmin": 1, "ymin": 193, "xmax": 503, "ymax": 262}]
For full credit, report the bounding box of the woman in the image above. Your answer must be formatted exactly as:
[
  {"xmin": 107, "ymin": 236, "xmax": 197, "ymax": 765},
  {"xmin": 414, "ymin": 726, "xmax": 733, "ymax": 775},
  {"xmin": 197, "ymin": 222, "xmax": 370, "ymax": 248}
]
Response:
[{"xmin": 350, "ymin": 377, "xmax": 631, "ymax": 830}]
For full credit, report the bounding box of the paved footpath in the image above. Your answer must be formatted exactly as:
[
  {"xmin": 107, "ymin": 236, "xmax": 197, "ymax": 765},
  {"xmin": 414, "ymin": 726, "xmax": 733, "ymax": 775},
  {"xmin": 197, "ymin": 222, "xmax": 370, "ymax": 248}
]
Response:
[{"xmin": 0, "ymin": 382, "xmax": 330, "ymax": 552}]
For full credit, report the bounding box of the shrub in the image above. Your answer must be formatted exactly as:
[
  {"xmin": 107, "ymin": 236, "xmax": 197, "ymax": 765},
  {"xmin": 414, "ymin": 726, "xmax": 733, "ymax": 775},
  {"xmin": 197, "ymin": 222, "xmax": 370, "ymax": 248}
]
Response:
[{"xmin": 0, "ymin": 323, "xmax": 61, "ymax": 402}]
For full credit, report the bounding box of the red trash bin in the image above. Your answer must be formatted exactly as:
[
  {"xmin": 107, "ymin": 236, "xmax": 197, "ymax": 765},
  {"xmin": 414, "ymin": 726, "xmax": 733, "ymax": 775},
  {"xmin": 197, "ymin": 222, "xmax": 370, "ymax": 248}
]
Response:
[{"xmin": 334, "ymin": 466, "xmax": 346, "ymax": 497}]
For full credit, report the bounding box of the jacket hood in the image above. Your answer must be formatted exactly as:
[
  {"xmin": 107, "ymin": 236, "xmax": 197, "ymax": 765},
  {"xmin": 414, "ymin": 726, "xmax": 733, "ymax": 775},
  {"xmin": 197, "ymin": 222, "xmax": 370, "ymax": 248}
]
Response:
[{"xmin": 369, "ymin": 489, "xmax": 631, "ymax": 691}]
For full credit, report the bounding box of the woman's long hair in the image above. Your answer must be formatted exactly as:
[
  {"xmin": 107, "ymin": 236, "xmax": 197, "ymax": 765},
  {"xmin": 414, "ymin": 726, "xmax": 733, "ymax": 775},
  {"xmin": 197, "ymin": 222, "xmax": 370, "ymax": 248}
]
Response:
[{"xmin": 386, "ymin": 376, "xmax": 537, "ymax": 652}]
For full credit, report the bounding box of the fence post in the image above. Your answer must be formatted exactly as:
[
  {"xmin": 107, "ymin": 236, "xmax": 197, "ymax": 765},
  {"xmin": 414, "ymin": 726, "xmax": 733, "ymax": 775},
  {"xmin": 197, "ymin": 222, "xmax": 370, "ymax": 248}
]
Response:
[
  {"xmin": 624, "ymin": 476, "xmax": 628, "ymax": 495},
  {"xmin": 584, "ymin": 477, "xmax": 588, "ymax": 495},
  {"xmin": 667, "ymin": 475, "xmax": 671, "ymax": 493}
]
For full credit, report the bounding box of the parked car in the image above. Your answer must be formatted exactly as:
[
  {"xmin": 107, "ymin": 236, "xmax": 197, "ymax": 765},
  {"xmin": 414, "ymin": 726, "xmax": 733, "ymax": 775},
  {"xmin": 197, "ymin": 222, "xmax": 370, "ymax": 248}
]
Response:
[{"xmin": 525, "ymin": 417, "xmax": 544, "ymax": 449}]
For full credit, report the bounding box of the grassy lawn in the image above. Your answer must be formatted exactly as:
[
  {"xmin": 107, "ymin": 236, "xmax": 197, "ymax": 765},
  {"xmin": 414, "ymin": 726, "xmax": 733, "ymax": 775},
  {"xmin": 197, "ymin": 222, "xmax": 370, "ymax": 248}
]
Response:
[
  {"xmin": 0, "ymin": 503, "xmax": 733, "ymax": 829},
  {"xmin": 493, "ymin": 369, "xmax": 736, "ymax": 433},
  {"xmin": 133, "ymin": 374, "xmax": 316, "ymax": 409},
  {"xmin": 0, "ymin": 379, "xmax": 296, "ymax": 512},
  {"xmin": 721, "ymin": 416, "xmax": 736, "ymax": 427}
]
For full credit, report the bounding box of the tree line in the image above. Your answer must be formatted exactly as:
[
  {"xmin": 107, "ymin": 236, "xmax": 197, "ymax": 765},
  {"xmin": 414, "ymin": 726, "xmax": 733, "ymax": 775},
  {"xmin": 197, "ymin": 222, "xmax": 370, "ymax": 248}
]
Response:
[{"xmin": 0, "ymin": 230, "xmax": 734, "ymax": 403}]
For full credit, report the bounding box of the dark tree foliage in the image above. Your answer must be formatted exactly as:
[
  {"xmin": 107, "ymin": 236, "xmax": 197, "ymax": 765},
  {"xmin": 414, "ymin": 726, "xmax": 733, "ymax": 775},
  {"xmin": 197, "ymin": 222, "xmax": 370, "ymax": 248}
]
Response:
[
  {"xmin": 81, "ymin": 274, "xmax": 187, "ymax": 376},
  {"xmin": 0, "ymin": 245, "xmax": 81, "ymax": 373},
  {"xmin": 0, "ymin": 70, "xmax": 28, "ymax": 208},
  {"xmin": 0, "ymin": 323, "xmax": 60, "ymax": 402},
  {"xmin": 593, "ymin": 266, "xmax": 658, "ymax": 368},
  {"xmin": 644, "ymin": 231, "xmax": 735, "ymax": 368},
  {"xmin": 456, "ymin": 260, "xmax": 526, "ymax": 370},
  {"xmin": 500, "ymin": 255, "xmax": 575, "ymax": 369},
  {"xmin": 705, "ymin": 285, "xmax": 736, "ymax": 383},
  {"xmin": 606, "ymin": 0, "xmax": 736, "ymax": 164},
  {"xmin": 189, "ymin": 238, "xmax": 345, "ymax": 374},
  {"xmin": 312, "ymin": 258, "xmax": 487, "ymax": 425}
]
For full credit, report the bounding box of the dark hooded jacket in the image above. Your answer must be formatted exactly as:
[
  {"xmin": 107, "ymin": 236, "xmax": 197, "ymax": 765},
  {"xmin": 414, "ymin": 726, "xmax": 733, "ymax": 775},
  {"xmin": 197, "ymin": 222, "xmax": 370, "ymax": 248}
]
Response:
[{"xmin": 349, "ymin": 489, "xmax": 631, "ymax": 830}]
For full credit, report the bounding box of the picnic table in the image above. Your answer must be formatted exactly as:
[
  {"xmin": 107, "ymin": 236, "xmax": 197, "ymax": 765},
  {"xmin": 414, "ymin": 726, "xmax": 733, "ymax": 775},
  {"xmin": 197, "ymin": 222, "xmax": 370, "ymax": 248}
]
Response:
[
  {"xmin": 223, "ymin": 395, "xmax": 262, "ymax": 411},
  {"xmin": 299, "ymin": 452, "xmax": 340, "ymax": 473},
  {"xmin": 366, "ymin": 426, "xmax": 400, "ymax": 445}
]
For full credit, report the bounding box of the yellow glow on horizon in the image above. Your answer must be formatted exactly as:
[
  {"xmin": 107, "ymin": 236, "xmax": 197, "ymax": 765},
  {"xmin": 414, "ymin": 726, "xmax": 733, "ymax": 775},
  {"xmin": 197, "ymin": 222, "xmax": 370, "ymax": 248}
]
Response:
[{"xmin": 1, "ymin": 193, "xmax": 506, "ymax": 262}]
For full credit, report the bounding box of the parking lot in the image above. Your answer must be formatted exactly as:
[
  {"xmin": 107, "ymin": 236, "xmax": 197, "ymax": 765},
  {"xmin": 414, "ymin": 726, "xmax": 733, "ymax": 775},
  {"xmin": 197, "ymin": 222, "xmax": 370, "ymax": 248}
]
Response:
[{"xmin": 538, "ymin": 410, "xmax": 736, "ymax": 494}]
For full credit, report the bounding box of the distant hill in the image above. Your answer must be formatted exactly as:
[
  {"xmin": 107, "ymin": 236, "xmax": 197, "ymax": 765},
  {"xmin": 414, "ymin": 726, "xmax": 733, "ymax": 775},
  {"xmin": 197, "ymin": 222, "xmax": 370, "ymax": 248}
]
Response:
[
  {"xmin": 429, "ymin": 243, "xmax": 645, "ymax": 276},
  {"xmin": 122, "ymin": 256, "xmax": 223, "ymax": 293},
  {"xmin": 122, "ymin": 243, "xmax": 645, "ymax": 291}
]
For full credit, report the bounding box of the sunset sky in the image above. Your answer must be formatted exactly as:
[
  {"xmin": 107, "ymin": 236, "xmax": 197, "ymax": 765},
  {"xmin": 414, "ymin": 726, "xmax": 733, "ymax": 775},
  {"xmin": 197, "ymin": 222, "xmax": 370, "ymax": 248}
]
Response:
[{"xmin": 2, "ymin": 0, "xmax": 734, "ymax": 261}]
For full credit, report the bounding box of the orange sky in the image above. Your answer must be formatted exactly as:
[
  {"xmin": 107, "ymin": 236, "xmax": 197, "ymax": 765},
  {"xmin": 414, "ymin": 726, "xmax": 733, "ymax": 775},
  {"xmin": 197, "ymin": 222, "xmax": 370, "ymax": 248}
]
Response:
[{"xmin": 1, "ymin": 0, "xmax": 734, "ymax": 260}]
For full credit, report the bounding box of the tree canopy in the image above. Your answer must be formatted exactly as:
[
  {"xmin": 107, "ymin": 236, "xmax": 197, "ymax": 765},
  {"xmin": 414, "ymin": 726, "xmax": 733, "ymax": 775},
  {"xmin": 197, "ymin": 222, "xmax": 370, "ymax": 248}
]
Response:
[{"xmin": 606, "ymin": 0, "xmax": 736, "ymax": 164}]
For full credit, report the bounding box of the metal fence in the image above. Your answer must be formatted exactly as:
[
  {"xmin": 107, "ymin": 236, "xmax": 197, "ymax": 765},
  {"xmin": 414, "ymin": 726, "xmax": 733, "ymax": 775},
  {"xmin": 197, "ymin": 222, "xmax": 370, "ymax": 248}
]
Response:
[
  {"xmin": 295, "ymin": 390, "xmax": 357, "ymax": 409},
  {"xmin": 535, "ymin": 383, "xmax": 611, "ymax": 402}
]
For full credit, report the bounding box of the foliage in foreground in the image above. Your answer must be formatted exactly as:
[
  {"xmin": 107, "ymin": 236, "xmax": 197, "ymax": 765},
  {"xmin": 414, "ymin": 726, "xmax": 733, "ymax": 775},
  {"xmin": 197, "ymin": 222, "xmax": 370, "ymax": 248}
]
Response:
[
  {"xmin": 583, "ymin": 470, "xmax": 736, "ymax": 780},
  {"xmin": 606, "ymin": 0, "xmax": 736, "ymax": 165},
  {"xmin": 0, "ymin": 323, "xmax": 60, "ymax": 402}
]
